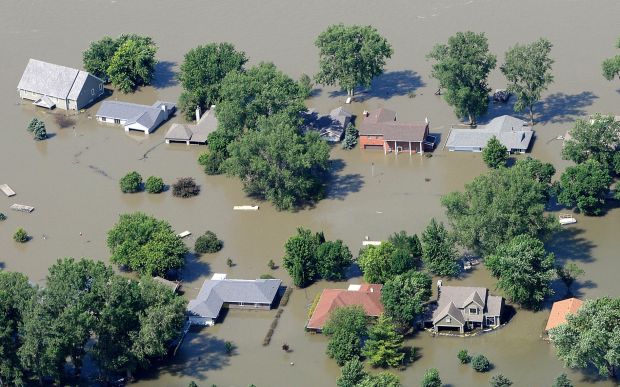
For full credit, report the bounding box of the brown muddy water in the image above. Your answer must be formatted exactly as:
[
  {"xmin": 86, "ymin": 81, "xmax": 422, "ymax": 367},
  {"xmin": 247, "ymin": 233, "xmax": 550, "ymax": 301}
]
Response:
[{"xmin": 2, "ymin": 0, "xmax": 620, "ymax": 386}]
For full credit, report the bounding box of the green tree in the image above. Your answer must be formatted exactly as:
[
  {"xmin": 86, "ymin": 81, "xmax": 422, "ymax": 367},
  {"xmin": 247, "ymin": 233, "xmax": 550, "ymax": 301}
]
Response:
[
  {"xmin": 83, "ymin": 36, "xmax": 119, "ymax": 81},
  {"xmin": 145, "ymin": 176, "xmax": 164, "ymax": 194},
  {"xmin": 552, "ymin": 373, "xmax": 573, "ymax": 387},
  {"xmin": 198, "ymin": 150, "xmax": 225, "ymax": 175},
  {"xmin": 107, "ymin": 37, "xmax": 157, "ymax": 93},
  {"xmin": 337, "ymin": 357, "xmax": 366, "ymax": 387},
  {"xmin": 550, "ymin": 297, "xmax": 620, "ymax": 378},
  {"xmin": 314, "ymin": 24, "xmax": 393, "ymax": 96},
  {"xmin": 107, "ymin": 212, "xmax": 188, "ymax": 276},
  {"xmin": 358, "ymin": 372, "xmax": 401, "ymax": 387},
  {"xmin": 120, "ymin": 171, "xmax": 143, "ymax": 193},
  {"xmin": 195, "ymin": 231, "xmax": 223, "ymax": 254},
  {"xmin": 562, "ymin": 114, "xmax": 620, "ymax": 170},
  {"xmin": 490, "ymin": 374, "xmax": 513, "ymax": 387},
  {"xmin": 428, "ymin": 31, "xmax": 497, "ymax": 125},
  {"xmin": 441, "ymin": 162, "xmax": 558, "ymax": 256},
  {"xmin": 458, "ymin": 349, "xmax": 472, "ymax": 364},
  {"xmin": 316, "ymin": 240, "xmax": 352, "ymax": 281},
  {"xmin": 13, "ymin": 228, "xmax": 28, "ymax": 243},
  {"xmin": 223, "ymin": 114, "xmax": 330, "ymax": 210},
  {"xmin": 0, "ymin": 213, "xmax": 6, "ymax": 221},
  {"xmin": 556, "ymin": 263, "xmax": 585, "ymax": 295},
  {"xmin": 514, "ymin": 157, "xmax": 556, "ymax": 190},
  {"xmin": 471, "ymin": 354, "xmax": 491, "ymax": 372},
  {"xmin": 482, "ymin": 136, "xmax": 508, "ymax": 169},
  {"xmin": 388, "ymin": 231, "xmax": 422, "ymax": 262},
  {"xmin": 178, "ymin": 43, "xmax": 247, "ymax": 120},
  {"xmin": 500, "ymin": 38, "xmax": 554, "ymax": 124},
  {"xmin": 602, "ymin": 37, "xmax": 620, "ymax": 81},
  {"xmin": 486, "ymin": 234, "xmax": 555, "ymax": 309},
  {"xmin": 323, "ymin": 306, "xmax": 368, "ymax": 365},
  {"xmin": 362, "ymin": 315, "xmax": 404, "ymax": 368},
  {"xmin": 421, "ymin": 218, "xmax": 459, "ymax": 277},
  {"xmin": 558, "ymin": 159, "xmax": 613, "ymax": 215},
  {"xmin": 27, "ymin": 118, "xmax": 47, "ymax": 140},
  {"xmin": 421, "ymin": 368, "xmax": 441, "ymax": 387},
  {"xmin": 381, "ymin": 271, "xmax": 432, "ymax": 330},
  {"xmin": 342, "ymin": 124, "xmax": 359, "ymax": 150},
  {"xmin": 282, "ymin": 228, "xmax": 323, "ymax": 287},
  {"xmin": 357, "ymin": 242, "xmax": 414, "ymax": 284}
]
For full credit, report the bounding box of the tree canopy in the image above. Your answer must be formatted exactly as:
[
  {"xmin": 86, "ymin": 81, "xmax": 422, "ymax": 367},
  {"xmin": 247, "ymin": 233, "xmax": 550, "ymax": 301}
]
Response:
[
  {"xmin": 421, "ymin": 218, "xmax": 460, "ymax": 277},
  {"xmin": 315, "ymin": 24, "xmax": 393, "ymax": 96},
  {"xmin": 421, "ymin": 368, "xmax": 442, "ymax": 387},
  {"xmin": 362, "ymin": 315, "xmax": 405, "ymax": 368},
  {"xmin": 106, "ymin": 212, "xmax": 188, "ymax": 276},
  {"xmin": 337, "ymin": 357, "xmax": 366, "ymax": 387},
  {"xmin": 428, "ymin": 31, "xmax": 497, "ymax": 125},
  {"xmin": 558, "ymin": 159, "xmax": 613, "ymax": 215},
  {"xmin": 357, "ymin": 241, "xmax": 418, "ymax": 284},
  {"xmin": 500, "ymin": 38, "xmax": 554, "ymax": 124},
  {"xmin": 562, "ymin": 114, "xmax": 620, "ymax": 171},
  {"xmin": 323, "ymin": 306, "xmax": 368, "ymax": 366},
  {"xmin": 486, "ymin": 234, "xmax": 555, "ymax": 309},
  {"xmin": 602, "ymin": 37, "xmax": 620, "ymax": 81},
  {"xmin": 482, "ymin": 136, "xmax": 508, "ymax": 169},
  {"xmin": 381, "ymin": 271, "xmax": 432, "ymax": 330},
  {"xmin": 120, "ymin": 171, "xmax": 143, "ymax": 193}
]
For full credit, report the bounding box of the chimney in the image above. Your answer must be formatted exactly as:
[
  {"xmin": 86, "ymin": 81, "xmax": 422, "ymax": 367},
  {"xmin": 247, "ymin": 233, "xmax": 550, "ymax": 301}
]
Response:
[
  {"xmin": 425, "ymin": 117, "xmax": 429, "ymax": 125},
  {"xmin": 195, "ymin": 106, "xmax": 201, "ymax": 123},
  {"xmin": 161, "ymin": 104, "xmax": 167, "ymax": 112}
]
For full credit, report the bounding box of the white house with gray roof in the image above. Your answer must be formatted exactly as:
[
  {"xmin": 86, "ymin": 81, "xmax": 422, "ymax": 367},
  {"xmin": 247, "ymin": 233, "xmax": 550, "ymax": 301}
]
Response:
[
  {"xmin": 17, "ymin": 59, "xmax": 104, "ymax": 110},
  {"xmin": 445, "ymin": 115, "xmax": 533, "ymax": 153},
  {"xmin": 428, "ymin": 285, "xmax": 503, "ymax": 333},
  {"xmin": 96, "ymin": 100, "xmax": 175, "ymax": 134},
  {"xmin": 187, "ymin": 273, "xmax": 282, "ymax": 326}
]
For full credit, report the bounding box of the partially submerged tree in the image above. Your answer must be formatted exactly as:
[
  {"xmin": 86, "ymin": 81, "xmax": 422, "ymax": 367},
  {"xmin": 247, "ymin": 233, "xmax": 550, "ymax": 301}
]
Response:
[
  {"xmin": 323, "ymin": 306, "xmax": 368, "ymax": 365},
  {"xmin": 562, "ymin": 114, "xmax": 620, "ymax": 171},
  {"xmin": 421, "ymin": 368, "xmax": 442, "ymax": 387},
  {"xmin": 316, "ymin": 240, "xmax": 353, "ymax": 281},
  {"xmin": 342, "ymin": 124, "xmax": 359, "ymax": 150},
  {"xmin": 490, "ymin": 374, "xmax": 513, "ymax": 387},
  {"xmin": 362, "ymin": 315, "xmax": 405, "ymax": 368},
  {"xmin": 552, "ymin": 373, "xmax": 574, "ymax": 387},
  {"xmin": 357, "ymin": 372, "xmax": 401, "ymax": 387},
  {"xmin": 421, "ymin": 218, "xmax": 459, "ymax": 277},
  {"xmin": 482, "ymin": 136, "xmax": 508, "ymax": 169},
  {"xmin": 172, "ymin": 177, "xmax": 200, "ymax": 198},
  {"xmin": 27, "ymin": 118, "xmax": 47, "ymax": 141},
  {"xmin": 558, "ymin": 159, "xmax": 613, "ymax": 215},
  {"xmin": 145, "ymin": 176, "xmax": 164, "ymax": 194},
  {"xmin": 428, "ymin": 31, "xmax": 497, "ymax": 125},
  {"xmin": 106, "ymin": 36, "xmax": 158, "ymax": 93},
  {"xmin": 358, "ymin": 242, "xmax": 418, "ymax": 284},
  {"xmin": 194, "ymin": 231, "xmax": 223, "ymax": 254},
  {"xmin": 337, "ymin": 357, "xmax": 366, "ymax": 387},
  {"xmin": 500, "ymin": 38, "xmax": 554, "ymax": 124},
  {"xmin": 556, "ymin": 263, "xmax": 585, "ymax": 296},
  {"xmin": 315, "ymin": 24, "xmax": 393, "ymax": 96},
  {"xmin": 13, "ymin": 228, "xmax": 28, "ymax": 243},
  {"xmin": 471, "ymin": 354, "xmax": 491, "ymax": 372},
  {"xmin": 602, "ymin": 37, "xmax": 620, "ymax": 82},
  {"xmin": 282, "ymin": 228, "xmax": 324, "ymax": 287},
  {"xmin": 120, "ymin": 171, "xmax": 143, "ymax": 193},
  {"xmin": 381, "ymin": 271, "xmax": 432, "ymax": 331}
]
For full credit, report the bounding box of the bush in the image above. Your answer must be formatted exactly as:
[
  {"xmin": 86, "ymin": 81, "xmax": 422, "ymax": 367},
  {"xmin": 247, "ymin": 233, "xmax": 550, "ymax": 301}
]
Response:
[
  {"xmin": 260, "ymin": 274, "xmax": 275, "ymax": 279},
  {"xmin": 145, "ymin": 176, "xmax": 164, "ymax": 193},
  {"xmin": 172, "ymin": 177, "xmax": 200, "ymax": 198},
  {"xmin": 195, "ymin": 231, "xmax": 223, "ymax": 254},
  {"xmin": 28, "ymin": 118, "xmax": 47, "ymax": 141},
  {"xmin": 342, "ymin": 124, "xmax": 359, "ymax": 150},
  {"xmin": 471, "ymin": 354, "xmax": 491, "ymax": 372},
  {"xmin": 421, "ymin": 368, "xmax": 441, "ymax": 387},
  {"xmin": 457, "ymin": 349, "xmax": 471, "ymax": 364},
  {"xmin": 198, "ymin": 151, "xmax": 224, "ymax": 175},
  {"xmin": 490, "ymin": 374, "xmax": 513, "ymax": 387},
  {"xmin": 267, "ymin": 259, "xmax": 277, "ymax": 270},
  {"xmin": 226, "ymin": 258, "xmax": 234, "ymax": 267},
  {"xmin": 13, "ymin": 228, "xmax": 28, "ymax": 243},
  {"xmin": 120, "ymin": 171, "xmax": 142, "ymax": 193},
  {"xmin": 0, "ymin": 213, "xmax": 6, "ymax": 221}
]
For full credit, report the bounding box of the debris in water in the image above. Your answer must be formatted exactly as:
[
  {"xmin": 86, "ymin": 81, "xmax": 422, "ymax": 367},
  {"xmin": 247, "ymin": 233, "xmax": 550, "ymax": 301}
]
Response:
[{"xmin": 425, "ymin": 178, "xmax": 431, "ymax": 182}]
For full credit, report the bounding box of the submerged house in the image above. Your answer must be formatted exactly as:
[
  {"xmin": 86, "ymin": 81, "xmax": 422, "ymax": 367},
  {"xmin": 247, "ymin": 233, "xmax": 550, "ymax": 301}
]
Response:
[
  {"xmin": 187, "ymin": 273, "xmax": 282, "ymax": 326},
  {"xmin": 429, "ymin": 285, "xmax": 503, "ymax": 333},
  {"xmin": 165, "ymin": 107, "xmax": 217, "ymax": 145},
  {"xmin": 545, "ymin": 297, "xmax": 583, "ymax": 333},
  {"xmin": 17, "ymin": 59, "xmax": 104, "ymax": 110},
  {"xmin": 306, "ymin": 284, "xmax": 383, "ymax": 331},
  {"xmin": 358, "ymin": 108, "xmax": 432, "ymax": 154},
  {"xmin": 301, "ymin": 106, "xmax": 353, "ymax": 142},
  {"xmin": 445, "ymin": 115, "xmax": 533, "ymax": 153},
  {"xmin": 95, "ymin": 100, "xmax": 175, "ymax": 134}
]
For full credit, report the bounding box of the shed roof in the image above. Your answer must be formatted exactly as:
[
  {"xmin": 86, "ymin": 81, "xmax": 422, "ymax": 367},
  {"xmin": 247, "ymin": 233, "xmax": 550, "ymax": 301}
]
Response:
[
  {"xmin": 545, "ymin": 298, "xmax": 583, "ymax": 332},
  {"xmin": 17, "ymin": 59, "xmax": 99, "ymax": 100},
  {"xmin": 307, "ymin": 284, "xmax": 383, "ymax": 330}
]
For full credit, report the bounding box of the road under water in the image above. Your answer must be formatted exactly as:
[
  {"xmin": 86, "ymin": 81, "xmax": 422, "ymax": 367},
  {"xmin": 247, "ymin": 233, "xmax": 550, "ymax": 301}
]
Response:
[{"xmin": 1, "ymin": 0, "xmax": 620, "ymax": 385}]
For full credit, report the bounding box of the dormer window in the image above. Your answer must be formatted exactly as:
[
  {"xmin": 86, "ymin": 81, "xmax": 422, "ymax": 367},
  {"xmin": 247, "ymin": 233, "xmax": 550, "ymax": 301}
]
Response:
[{"xmin": 469, "ymin": 307, "xmax": 478, "ymax": 314}]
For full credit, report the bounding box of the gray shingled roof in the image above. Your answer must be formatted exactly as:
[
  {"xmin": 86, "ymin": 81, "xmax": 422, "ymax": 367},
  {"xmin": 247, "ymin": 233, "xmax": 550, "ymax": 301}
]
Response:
[
  {"xmin": 486, "ymin": 295, "xmax": 503, "ymax": 317},
  {"xmin": 432, "ymin": 286, "xmax": 492, "ymax": 324},
  {"xmin": 166, "ymin": 124, "xmax": 194, "ymax": 141},
  {"xmin": 17, "ymin": 59, "xmax": 99, "ymax": 100},
  {"xmin": 446, "ymin": 115, "xmax": 533, "ymax": 151},
  {"xmin": 165, "ymin": 110, "xmax": 217, "ymax": 143},
  {"xmin": 96, "ymin": 100, "xmax": 175, "ymax": 127},
  {"xmin": 433, "ymin": 302, "xmax": 465, "ymax": 325}
]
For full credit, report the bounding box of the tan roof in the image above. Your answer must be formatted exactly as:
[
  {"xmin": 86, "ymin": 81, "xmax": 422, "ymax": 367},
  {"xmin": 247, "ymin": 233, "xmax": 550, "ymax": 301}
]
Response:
[
  {"xmin": 307, "ymin": 284, "xmax": 383, "ymax": 330},
  {"xmin": 545, "ymin": 298, "xmax": 583, "ymax": 331}
]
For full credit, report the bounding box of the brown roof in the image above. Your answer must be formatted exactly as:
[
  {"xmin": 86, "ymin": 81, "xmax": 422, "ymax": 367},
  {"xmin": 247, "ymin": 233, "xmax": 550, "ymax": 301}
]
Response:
[
  {"xmin": 307, "ymin": 284, "xmax": 383, "ymax": 330},
  {"xmin": 359, "ymin": 108, "xmax": 428, "ymax": 142},
  {"xmin": 545, "ymin": 298, "xmax": 583, "ymax": 332}
]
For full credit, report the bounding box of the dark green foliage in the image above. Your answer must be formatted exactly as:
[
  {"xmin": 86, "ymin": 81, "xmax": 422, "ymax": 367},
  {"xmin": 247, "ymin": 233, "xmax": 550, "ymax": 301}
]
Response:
[
  {"xmin": 337, "ymin": 357, "xmax": 366, "ymax": 387},
  {"xmin": 482, "ymin": 136, "xmax": 508, "ymax": 169},
  {"xmin": 259, "ymin": 274, "xmax": 275, "ymax": 279},
  {"xmin": 388, "ymin": 231, "xmax": 422, "ymax": 261},
  {"xmin": 428, "ymin": 31, "xmax": 496, "ymax": 125},
  {"xmin": 316, "ymin": 240, "xmax": 353, "ymax": 281},
  {"xmin": 471, "ymin": 354, "xmax": 491, "ymax": 372},
  {"xmin": 458, "ymin": 349, "xmax": 472, "ymax": 364},
  {"xmin": 421, "ymin": 218, "xmax": 459, "ymax": 277},
  {"xmin": 267, "ymin": 259, "xmax": 276, "ymax": 270},
  {"xmin": 500, "ymin": 38, "xmax": 554, "ymax": 124},
  {"xmin": 82, "ymin": 36, "xmax": 119, "ymax": 81},
  {"xmin": 515, "ymin": 157, "xmax": 556, "ymax": 190},
  {"xmin": 602, "ymin": 37, "xmax": 620, "ymax": 81},
  {"xmin": 145, "ymin": 176, "xmax": 164, "ymax": 194},
  {"xmin": 362, "ymin": 315, "xmax": 404, "ymax": 368},
  {"xmin": 0, "ymin": 212, "xmax": 6, "ymax": 221},
  {"xmin": 188, "ymin": 382, "xmax": 199, "ymax": 387},
  {"xmin": 552, "ymin": 373, "xmax": 573, "ymax": 387},
  {"xmin": 558, "ymin": 159, "xmax": 613, "ymax": 215},
  {"xmin": 315, "ymin": 24, "xmax": 393, "ymax": 96},
  {"xmin": 195, "ymin": 231, "xmax": 223, "ymax": 254},
  {"xmin": 282, "ymin": 228, "xmax": 323, "ymax": 287},
  {"xmin": 120, "ymin": 171, "xmax": 142, "ymax": 193},
  {"xmin": 441, "ymin": 161, "xmax": 558, "ymax": 256},
  {"xmin": 327, "ymin": 331, "xmax": 362, "ymax": 366},
  {"xmin": 226, "ymin": 258, "xmax": 234, "ymax": 267},
  {"xmin": 224, "ymin": 341, "xmax": 235, "ymax": 355},
  {"xmin": 13, "ymin": 228, "xmax": 28, "ymax": 243},
  {"xmin": 27, "ymin": 118, "xmax": 47, "ymax": 140},
  {"xmin": 381, "ymin": 271, "xmax": 432, "ymax": 330},
  {"xmin": 562, "ymin": 114, "xmax": 620, "ymax": 171},
  {"xmin": 107, "ymin": 212, "xmax": 188, "ymax": 276},
  {"xmin": 357, "ymin": 241, "xmax": 419, "ymax": 284},
  {"xmin": 172, "ymin": 177, "xmax": 200, "ymax": 198},
  {"xmin": 178, "ymin": 43, "xmax": 247, "ymax": 120},
  {"xmin": 421, "ymin": 368, "xmax": 441, "ymax": 387},
  {"xmin": 357, "ymin": 372, "xmax": 401, "ymax": 387},
  {"xmin": 298, "ymin": 73, "xmax": 313, "ymax": 98},
  {"xmin": 490, "ymin": 374, "xmax": 513, "ymax": 387},
  {"xmin": 556, "ymin": 263, "xmax": 584, "ymax": 295},
  {"xmin": 198, "ymin": 150, "xmax": 225, "ymax": 175},
  {"xmin": 342, "ymin": 124, "xmax": 359, "ymax": 150},
  {"xmin": 323, "ymin": 306, "xmax": 368, "ymax": 366}
]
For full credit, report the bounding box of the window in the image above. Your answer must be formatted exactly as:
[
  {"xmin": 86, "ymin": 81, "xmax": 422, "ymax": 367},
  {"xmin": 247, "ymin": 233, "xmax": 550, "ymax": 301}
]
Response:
[
  {"xmin": 446, "ymin": 317, "xmax": 451, "ymax": 323},
  {"xmin": 91, "ymin": 88, "xmax": 94, "ymax": 96},
  {"xmin": 114, "ymin": 118, "xmax": 121, "ymax": 124},
  {"xmin": 99, "ymin": 84, "xmax": 103, "ymax": 91},
  {"xmin": 469, "ymin": 308, "xmax": 478, "ymax": 315}
]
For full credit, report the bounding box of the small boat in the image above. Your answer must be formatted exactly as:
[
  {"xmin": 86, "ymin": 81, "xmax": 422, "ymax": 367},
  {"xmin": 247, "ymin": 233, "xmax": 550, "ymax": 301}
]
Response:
[
  {"xmin": 177, "ymin": 231, "xmax": 191, "ymax": 238},
  {"xmin": 362, "ymin": 240, "xmax": 382, "ymax": 246},
  {"xmin": 233, "ymin": 205, "xmax": 259, "ymax": 211},
  {"xmin": 10, "ymin": 204, "xmax": 34, "ymax": 213},
  {"xmin": 559, "ymin": 213, "xmax": 577, "ymax": 225},
  {"xmin": 0, "ymin": 184, "xmax": 16, "ymax": 197}
]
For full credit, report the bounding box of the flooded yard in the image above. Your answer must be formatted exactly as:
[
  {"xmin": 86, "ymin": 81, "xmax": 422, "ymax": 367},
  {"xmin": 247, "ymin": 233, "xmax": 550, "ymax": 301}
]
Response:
[{"xmin": 1, "ymin": 0, "xmax": 620, "ymax": 385}]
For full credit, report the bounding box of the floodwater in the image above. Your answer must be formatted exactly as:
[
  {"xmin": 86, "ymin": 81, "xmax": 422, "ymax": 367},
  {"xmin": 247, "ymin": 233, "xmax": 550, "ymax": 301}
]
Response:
[{"xmin": 1, "ymin": 0, "xmax": 620, "ymax": 385}]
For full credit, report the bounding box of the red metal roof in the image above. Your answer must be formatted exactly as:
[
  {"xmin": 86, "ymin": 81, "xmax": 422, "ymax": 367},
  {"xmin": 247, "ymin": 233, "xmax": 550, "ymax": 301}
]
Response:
[{"xmin": 306, "ymin": 284, "xmax": 383, "ymax": 330}]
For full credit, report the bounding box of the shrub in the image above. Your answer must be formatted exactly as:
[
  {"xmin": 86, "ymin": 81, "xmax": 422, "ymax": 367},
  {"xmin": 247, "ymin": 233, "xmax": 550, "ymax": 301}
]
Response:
[
  {"xmin": 472, "ymin": 354, "xmax": 491, "ymax": 372},
  {"xmin": 226, "ymin": 258, "xmax": 234, "ymax": 267},
  {"xmin": 224, "ymin": 341, "xmax": 235, "ymax": 355},
  {"xmin": 194, "ymin": 231, "xmax": 223, "ymax": 253},
  {"xmin": 172, "ymin": 177, "xmax": 200, "ymax": 197},
  {"xmin": 33, "ymin": 126, "xmax": 47, "ymax": 140},
  {"xmin": 120, "ymin": 171, "xmax": 142, "ymax": 193},
  {"xmin": 27, "ymin": 118, "xmax": 45, "ymax": 133},
  {"xmin": 267, "ymin": 259, "xmax": 277, "ymax": 270},
  {"xmin": 13, "ymin": 228, "xmax": 28, "ymax": 243},
  {"xmin": 421, "ymin": 368, "xmax": 441, "ymax": 387},
  {"xmin": 457, "ymin": 349, "xmax": 471, "ymax": 364},
  {"xmin": 0, "ymin": 213, "xmax": 6, "ymax": 221},
  {"xmin": 490, "ymin": 374, "xmax": 513, "ymax": 387},
  {"xmin": 198, "ymin": 151, "xmax": 224, "ymax": 175},
  {"xmin": 260, "ymin": 274, "xmax": 275, "ymax": 279},
  {"xmin": 145, "ymin": 176, "xmax": 164, "ymax": 193}
]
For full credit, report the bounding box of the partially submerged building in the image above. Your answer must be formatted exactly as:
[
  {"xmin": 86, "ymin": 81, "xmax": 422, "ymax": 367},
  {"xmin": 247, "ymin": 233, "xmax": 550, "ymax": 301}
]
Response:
[
  {"xmin": 165, "ymin": 107, "xmax": 217, "ymax": 145},
  {"xmin": 545, "ymin": 297, "xmax": 583, "ymax": 333},
  {"xmin": 429, "ymin": 285, "xmax": 503, "ymax": 334},
  {"xmin": 95, "ymin": 100, "xmax": 175, "ymax": 134},
  {"xmin": 358, "ymin": 108, "xmax": 432, "ymax": 154},
  {"xmin": 302, "ymin": 106, "xmax": 353, "ymax": 142},
  {"xmin": 187, "ymin": 273, "xmax": 282, "ymax": 326},
  {"xmin": 306, "ymin": 284, "xmax": 383, "ymax": 331},
  {"xmin": 17, "ymin": 59, "xmax": 104, "ymax": 110},
  {"xmin": 445, "ymin": 115, "xmax": 533, "ymax": 153}
]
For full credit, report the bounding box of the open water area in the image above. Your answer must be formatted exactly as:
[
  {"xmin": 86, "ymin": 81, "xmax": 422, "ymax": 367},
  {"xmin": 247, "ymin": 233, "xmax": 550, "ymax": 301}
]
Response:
[{"xmin": 2, "ymin": 0, "xmax": 620, "ymax": 385}]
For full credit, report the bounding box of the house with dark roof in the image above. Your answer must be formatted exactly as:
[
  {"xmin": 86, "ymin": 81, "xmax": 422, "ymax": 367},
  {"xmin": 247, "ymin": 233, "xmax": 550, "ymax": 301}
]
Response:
[
  {"xmin": 301, "ymin": 106, "xmax": 353, "ymax": 142},
  {"xmin": 358, "ymin": 108, "xmax": 431, "ymax": 154},
  {"xmin": 445, "ymin": 115, "xmax": 534, "ymax": 153},
  {"xmin": 165, "ymin": 107, "xmax": 217, "ymax": 145},
  {"xmin": 428, "ymin": 285, "xmax": 503, "ymax": 333},
  {"xmin": 307, "ymin": 284, "xmax": 383, "ymax": 331},
  {"xmin": 96, "ymin": 100, "xmax": 175, "ymax": 134},
  {"xmin": 17, "ymin": 59, "xmax": 104, "ymax": 110},
  {"xmin": 545, "ymin": 298, "xmax": 583, "ymax": 333},
  {"xmin": 187, "ymin": 273, "xmax": 282, "ymax": 326}
]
